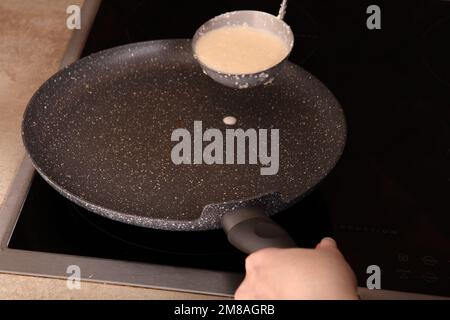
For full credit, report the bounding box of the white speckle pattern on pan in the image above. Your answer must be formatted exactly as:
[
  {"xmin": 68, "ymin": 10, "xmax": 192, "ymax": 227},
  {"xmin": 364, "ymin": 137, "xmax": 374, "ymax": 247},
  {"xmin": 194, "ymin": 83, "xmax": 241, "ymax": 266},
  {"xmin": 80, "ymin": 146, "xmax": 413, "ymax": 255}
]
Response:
[{"xmin": 22, "ymin": 39, "xmax": 347, "ymax": 231}]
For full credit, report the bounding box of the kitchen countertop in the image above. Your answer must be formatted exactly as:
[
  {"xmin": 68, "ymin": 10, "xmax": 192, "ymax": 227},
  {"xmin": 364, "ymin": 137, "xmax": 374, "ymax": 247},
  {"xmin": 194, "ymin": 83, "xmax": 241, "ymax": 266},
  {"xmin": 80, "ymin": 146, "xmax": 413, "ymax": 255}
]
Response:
[{"xmin": 0, "ymin": 0, "xmax": 218, "ymax": 300}]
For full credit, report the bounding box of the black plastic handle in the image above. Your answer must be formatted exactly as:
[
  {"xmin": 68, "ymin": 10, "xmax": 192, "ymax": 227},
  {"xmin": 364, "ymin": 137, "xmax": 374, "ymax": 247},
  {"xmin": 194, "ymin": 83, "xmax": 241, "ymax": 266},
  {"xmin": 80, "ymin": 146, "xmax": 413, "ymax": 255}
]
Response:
[{"xmin": 221, "ymin": 208, "xmax": 296, "ymax": 254}]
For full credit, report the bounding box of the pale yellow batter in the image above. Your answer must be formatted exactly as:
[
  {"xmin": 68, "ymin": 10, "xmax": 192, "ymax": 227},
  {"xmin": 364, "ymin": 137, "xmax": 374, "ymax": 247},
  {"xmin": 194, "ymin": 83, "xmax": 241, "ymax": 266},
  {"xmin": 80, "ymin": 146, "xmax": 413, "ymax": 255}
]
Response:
[{"xmin": 195, "ymin": 25, "xmax": 289, "ymax": 75}]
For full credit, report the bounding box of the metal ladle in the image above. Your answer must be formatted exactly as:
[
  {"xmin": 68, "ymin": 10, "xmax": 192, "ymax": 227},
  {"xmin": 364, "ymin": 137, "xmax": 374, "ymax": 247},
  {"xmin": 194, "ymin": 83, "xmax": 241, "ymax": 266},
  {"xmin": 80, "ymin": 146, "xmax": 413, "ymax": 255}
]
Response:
[{"xmin": 192, "ymin": 0, "xmax": 293, "ymax": 89}]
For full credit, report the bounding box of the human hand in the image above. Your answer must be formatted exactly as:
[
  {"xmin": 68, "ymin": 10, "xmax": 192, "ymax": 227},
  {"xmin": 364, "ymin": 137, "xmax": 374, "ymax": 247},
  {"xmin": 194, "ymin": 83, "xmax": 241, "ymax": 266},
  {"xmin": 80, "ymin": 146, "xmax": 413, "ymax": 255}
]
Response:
[{"xmin": 235, "ymin": 237, "xmax": 358, "ymax": 300}]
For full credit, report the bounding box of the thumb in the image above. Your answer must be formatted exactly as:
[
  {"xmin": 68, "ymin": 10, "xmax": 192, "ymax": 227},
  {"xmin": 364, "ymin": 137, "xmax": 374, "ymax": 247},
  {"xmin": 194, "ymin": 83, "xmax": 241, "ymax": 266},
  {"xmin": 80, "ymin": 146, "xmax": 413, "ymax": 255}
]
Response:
[{"xmin": 316, "ymin": 237, "xmax": 338, "ymax": 250}]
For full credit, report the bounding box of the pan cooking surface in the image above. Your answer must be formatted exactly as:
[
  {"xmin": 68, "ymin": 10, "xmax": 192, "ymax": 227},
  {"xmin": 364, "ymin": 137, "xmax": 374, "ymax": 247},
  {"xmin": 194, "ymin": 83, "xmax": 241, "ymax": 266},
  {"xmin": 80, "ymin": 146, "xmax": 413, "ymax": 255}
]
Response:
[{"xmin": 22, "ymin": 39, "xmax": 346, "ymax": 230}]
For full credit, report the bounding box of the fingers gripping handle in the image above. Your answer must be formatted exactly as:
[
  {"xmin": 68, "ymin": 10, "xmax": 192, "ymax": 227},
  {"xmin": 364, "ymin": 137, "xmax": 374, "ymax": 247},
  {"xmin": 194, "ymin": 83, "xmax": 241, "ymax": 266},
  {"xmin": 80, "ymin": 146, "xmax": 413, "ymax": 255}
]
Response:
[{"xmin": 221, "ymin": 208, "xmax": 296, "ymax": 254}]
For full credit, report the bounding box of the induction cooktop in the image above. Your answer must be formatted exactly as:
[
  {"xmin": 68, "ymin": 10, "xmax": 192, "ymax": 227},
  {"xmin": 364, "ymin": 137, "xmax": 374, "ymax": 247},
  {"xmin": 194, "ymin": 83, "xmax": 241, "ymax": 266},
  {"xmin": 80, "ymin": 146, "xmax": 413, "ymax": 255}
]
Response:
[{"xmin": 0, "ymin": 0, "xmax": 449, "ymax": 298}]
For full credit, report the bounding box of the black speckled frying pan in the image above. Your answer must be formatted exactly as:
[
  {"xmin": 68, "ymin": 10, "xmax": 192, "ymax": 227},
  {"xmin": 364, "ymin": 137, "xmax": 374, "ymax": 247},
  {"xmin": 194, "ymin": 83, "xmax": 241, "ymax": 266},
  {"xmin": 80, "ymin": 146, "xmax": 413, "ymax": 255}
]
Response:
[{"xmin": 22, "ymin": 39, "xmax": 346, "ymax": 253}]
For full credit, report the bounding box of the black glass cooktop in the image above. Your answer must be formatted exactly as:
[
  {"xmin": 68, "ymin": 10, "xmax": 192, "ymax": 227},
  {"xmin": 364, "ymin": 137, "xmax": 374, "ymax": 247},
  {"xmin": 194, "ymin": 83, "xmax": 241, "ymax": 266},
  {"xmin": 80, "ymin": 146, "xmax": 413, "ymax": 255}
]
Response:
[{"xmin": 9, "ymin": 0, "xmax": 450, "ymax": 297}]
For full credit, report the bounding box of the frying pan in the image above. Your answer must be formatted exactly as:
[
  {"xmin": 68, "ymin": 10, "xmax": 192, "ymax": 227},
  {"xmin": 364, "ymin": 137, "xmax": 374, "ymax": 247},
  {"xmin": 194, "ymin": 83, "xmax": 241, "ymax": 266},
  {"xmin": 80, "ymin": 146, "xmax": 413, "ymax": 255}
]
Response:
[{"xmin": 22, "ymin": 39, "xmax": 346, "ymax": 253}]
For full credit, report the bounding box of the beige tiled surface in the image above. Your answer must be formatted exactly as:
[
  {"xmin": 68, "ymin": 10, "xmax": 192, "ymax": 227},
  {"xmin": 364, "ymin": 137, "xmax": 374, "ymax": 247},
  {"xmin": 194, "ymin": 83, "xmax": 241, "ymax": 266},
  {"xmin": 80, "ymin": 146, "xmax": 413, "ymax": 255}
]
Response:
[
  {"xmin": 0, "ymin": 0, "xmax": 221, "ymax": 300},
  {"xmin": 0, "ymin": 0, "xmax": 79, "ymax": 203},
  {"xmin": 0, "ymin": 274, "xmax": 219, "ymax": 300}
]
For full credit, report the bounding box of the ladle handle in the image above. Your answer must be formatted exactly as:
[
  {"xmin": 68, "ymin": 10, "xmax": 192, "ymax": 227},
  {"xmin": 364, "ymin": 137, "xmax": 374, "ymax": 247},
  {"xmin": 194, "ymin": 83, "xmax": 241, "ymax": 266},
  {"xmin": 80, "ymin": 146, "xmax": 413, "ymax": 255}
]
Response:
[
  {"xmin": 277, "ymin": 0, "xmax": 288, "ymax": 20},
  {"xmin": 222, "ymin": 207, "xmax": 296, "ymax": 254}
]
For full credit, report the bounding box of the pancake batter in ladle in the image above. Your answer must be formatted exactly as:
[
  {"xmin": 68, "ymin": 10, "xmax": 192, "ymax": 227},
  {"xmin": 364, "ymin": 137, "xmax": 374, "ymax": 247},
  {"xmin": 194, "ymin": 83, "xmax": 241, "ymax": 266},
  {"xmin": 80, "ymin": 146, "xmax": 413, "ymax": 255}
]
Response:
[{"xmin": 192, "ymin": 0, "xmax": 294, "ymax": 88}]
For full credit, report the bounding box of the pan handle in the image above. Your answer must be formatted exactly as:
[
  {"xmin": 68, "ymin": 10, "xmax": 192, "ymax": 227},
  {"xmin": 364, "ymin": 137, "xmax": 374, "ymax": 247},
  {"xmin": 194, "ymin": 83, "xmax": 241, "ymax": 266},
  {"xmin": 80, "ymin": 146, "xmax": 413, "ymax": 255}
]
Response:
[{"xmin": 221, "ymin": 208, "xmax": 296, "ymax": 254}]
